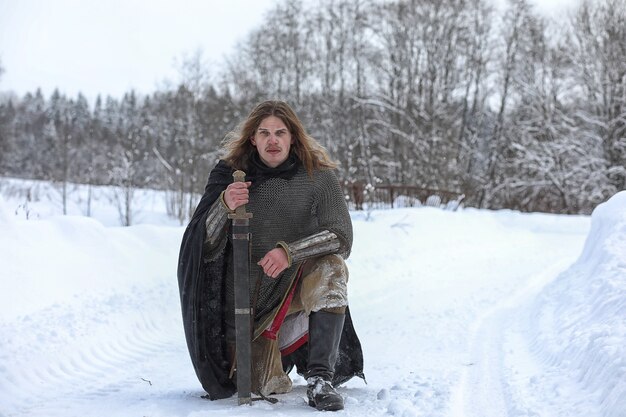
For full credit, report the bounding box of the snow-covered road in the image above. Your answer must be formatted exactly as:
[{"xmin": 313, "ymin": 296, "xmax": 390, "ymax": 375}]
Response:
[
  {"xmin": 450, "ymin": 259, "xmax": 578, "ymax": 417},
  {"xmin": 1, "ymin": 185, "xmax": 625, "ymax": 417}
]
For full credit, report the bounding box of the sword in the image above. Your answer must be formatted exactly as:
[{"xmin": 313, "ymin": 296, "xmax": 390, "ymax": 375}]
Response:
[{"xmin": 228, "ymin": 170, "xmax": 253, "ymax": 405}]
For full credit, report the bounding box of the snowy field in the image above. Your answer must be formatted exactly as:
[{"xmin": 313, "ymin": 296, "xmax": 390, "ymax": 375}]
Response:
[{"xmin": 0, "ymin": 178, "xmax": 624, "ymax": 417}]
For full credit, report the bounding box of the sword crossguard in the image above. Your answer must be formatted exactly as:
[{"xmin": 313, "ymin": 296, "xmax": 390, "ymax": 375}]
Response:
[{"xmin": 228, "ymin": 170, "xmax": 253, "ymax": 220}]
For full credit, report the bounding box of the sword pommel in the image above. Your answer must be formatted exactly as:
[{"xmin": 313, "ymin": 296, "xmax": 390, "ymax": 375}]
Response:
[
  {"xmin": 229, "ymin": 170, "xmax": 253, "ymax": 220},
  {"xmin": 233, "ymin": 170, "xmax": 246, "ymax": 183}
]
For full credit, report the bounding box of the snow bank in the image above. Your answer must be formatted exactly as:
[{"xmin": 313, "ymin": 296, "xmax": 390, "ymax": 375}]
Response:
[
  {"xmin": 0, "ymin": 208, "xmax": 185, "ymax": 415},
  {"xmin": 530, "ymin": 191, "xmax": 626, "ymax": 417},
  {"xmin": 2, "ymin": 176, "xmax": 610, "ymax": 417}
]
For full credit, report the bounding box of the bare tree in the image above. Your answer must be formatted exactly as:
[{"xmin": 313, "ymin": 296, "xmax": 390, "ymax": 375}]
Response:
[
  {"xmin": 153, "ymin": 51, "xmax": 234, "ymax": 223},
  {"xmin": 455, "ymin": 0, "xmax": 495, "ymax": 206},
  {"xmin": 81, "ymin": 96, "xmax": 109, "ymax": 217},
  {"xmin": 47, "ymin": 90, "xmax": 90, "ymax": 215},
  {"xmin": 224, "ymin": 0, "xmax": 316, "ymax": 105},
  {"xmin": 478, "ymin": 0, "xmax": 532, "ymax": 208},
  {"xmin": 158, "ymin": 51, "xmax": 211, "ymax": 223},
  {"xmin": 109, "ymin": 91, "xmax": 150, "ymax": 226},
  {"xmin": 364, "ymin": 0, "xmax": 485, "ymax": 193},
  {"xmin": 567, "ymin": 0, "xmax": 626, "ymax": 198},
  {"xmin": 497, "ymin": 14, "xmax": 592, "ymax": 212},
  {"xmin": 306, "ymin": 0, "xmax": 377, "ymax": 185}
]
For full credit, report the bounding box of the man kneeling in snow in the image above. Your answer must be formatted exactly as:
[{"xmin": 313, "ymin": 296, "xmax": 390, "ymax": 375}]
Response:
[{"xmin": 177, "ymin": 100, "xmax": 364, "ymax": 411}]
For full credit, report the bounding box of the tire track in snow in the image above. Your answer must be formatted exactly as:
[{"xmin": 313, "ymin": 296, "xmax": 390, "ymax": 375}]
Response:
[
  {"xmin": 0, "ymin": 283, "xmax": 186, "ymax": 416},
  {"xmin": 449, "ymin": 259, "xmax": 575, "ymax": 417}
]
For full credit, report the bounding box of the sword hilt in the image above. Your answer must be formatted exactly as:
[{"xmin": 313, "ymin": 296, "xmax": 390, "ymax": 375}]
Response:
[{"xmin": 228, "ymin": 170, "xmax": 252, "ymax": 220}]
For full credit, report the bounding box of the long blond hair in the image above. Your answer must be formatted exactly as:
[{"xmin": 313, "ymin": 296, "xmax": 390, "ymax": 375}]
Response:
[{"xmin": 221, "ymin": 100, "xmax": 337, "ymax": 175}]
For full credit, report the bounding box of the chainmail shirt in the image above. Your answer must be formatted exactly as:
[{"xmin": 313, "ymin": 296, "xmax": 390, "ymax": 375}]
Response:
[{"xmin": 221, "ymin": 165, "xmax": 352, "ymax": 341}]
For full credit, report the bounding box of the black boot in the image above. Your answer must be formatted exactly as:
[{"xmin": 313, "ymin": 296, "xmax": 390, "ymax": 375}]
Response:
[{"xmin": 306, "ymin": 310, "xmax": 345, "ymax": 411}]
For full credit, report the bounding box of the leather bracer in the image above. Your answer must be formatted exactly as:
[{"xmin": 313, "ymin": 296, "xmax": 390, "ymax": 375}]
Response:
[{"xmin": 277, "ymin": 230, "xmax": 341, "ymax": 267}]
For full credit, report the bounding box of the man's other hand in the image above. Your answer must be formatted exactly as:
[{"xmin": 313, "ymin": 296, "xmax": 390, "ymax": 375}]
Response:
[{"xmin": 258, "ymin": 247, "xmax": 289, "ymax": 278}]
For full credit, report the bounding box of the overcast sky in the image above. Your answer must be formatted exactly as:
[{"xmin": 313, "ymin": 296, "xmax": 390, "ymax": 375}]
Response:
[
  {"xmin": 0, "ymin": 0, "xmax": 278, "ymax": 101},
  {"xmin": 0, "ymin": 0, "xmax": 581, "ymax": 103}
]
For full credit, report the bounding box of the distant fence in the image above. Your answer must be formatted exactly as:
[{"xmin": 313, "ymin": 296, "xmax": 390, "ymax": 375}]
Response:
[{"xmin": 342, "ymin": 182, "xmax": 465, "ymax": 211}]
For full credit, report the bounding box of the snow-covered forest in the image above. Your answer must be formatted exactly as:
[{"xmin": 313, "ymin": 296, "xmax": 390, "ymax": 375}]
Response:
[{"xmin": 0, "ymin": 0, "xmax": 625, "ymax": 223}]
